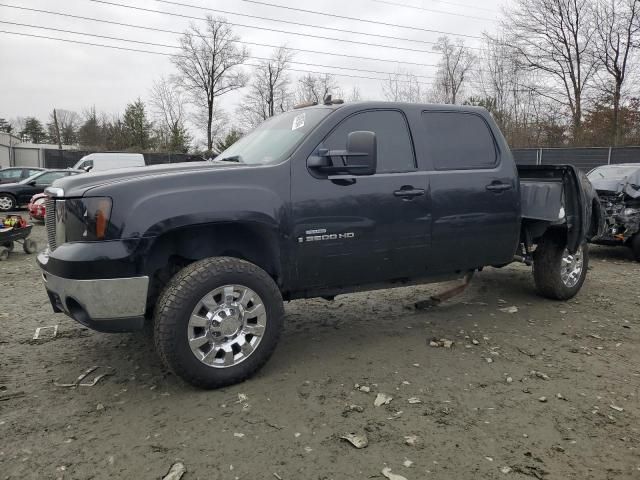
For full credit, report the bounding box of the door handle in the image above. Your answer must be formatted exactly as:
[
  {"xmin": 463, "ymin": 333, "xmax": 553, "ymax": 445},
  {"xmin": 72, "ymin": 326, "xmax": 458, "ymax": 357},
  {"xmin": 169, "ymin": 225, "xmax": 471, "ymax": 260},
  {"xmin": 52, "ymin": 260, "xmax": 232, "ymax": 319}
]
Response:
[
  {"xmin": 486, "ymin": 182, "xmax": 512, "ymax": 192},
  {"xmin": 394, "ymin": 186, "xmax": 425, "ymax": 199}
]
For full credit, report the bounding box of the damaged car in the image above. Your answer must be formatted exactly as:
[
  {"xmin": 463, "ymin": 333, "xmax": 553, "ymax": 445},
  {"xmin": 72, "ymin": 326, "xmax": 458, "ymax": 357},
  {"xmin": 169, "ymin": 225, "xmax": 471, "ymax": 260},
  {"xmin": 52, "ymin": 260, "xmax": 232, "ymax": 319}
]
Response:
[{"xmin": 588, "ymin": 164, "xmax": 640, "ymax": 260}]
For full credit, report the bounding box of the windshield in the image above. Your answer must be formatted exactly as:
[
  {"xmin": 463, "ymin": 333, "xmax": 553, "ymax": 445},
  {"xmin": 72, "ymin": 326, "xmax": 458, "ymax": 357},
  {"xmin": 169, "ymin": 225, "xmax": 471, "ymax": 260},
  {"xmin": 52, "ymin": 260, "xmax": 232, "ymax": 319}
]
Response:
[
  {"xmin": 588, "ymin": 165, "xmax": 640, "ymax": 181},
  {"xmin": 216, "ymin": 108, "xmax": 331, "ymax": 165},
  {"xmin": 19, "ymin": 171, "xmax": 46, "ymax": 184}
]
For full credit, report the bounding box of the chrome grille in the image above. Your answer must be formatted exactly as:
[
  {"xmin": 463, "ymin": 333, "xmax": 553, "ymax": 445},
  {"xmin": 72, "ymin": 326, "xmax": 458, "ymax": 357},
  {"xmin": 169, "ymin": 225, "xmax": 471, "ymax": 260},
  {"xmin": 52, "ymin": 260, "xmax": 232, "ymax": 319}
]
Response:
[{"xmin": 45, "ymin": 197, "xmax": 56, "ymax": 251}]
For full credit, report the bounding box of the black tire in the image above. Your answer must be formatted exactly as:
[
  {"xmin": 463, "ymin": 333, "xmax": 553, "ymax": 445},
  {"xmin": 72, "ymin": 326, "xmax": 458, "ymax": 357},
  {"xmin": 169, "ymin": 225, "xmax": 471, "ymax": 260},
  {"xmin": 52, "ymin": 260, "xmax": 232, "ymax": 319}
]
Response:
[
  {"xmin": 630, "ymin": 234, "xmax": 640, "ymax": 262},
  {"xmin": 0, "ymin": 247, "xmax": 8, "ymax": 261},
  {"xmin": 23, "ymin": 238, "xmax": 37, "ymax": 254},
  {"xmin": 533, "ymin": 235, "xmax": 588, "ymax": 300},
  {"xmin": 2, "ymin": 241, "xmax": 13, "ymax": 252},
  {"xmin": 154, "ymin": 257, "xmax": 284, "ymax": 389},
  {"xmin": 0, "ymin": 194, "xmax": 16, "ymax": 212}
]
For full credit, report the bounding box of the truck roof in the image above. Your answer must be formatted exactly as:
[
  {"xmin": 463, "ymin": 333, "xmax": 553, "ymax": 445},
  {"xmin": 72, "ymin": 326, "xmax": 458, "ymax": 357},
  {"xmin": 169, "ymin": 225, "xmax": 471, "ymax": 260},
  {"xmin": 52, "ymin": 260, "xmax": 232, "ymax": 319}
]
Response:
[{"xmin": 297, "ymin": 100, "xmax": 489, "ymax": 115}]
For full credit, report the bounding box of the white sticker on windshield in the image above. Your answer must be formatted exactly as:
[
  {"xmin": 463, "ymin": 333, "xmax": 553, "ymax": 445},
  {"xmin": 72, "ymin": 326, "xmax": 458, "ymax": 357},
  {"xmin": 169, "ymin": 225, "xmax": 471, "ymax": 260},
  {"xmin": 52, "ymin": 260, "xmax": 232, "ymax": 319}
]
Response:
[{"xmin": 292, "ymin": 113, "xmax": 305, "ymax": 130}]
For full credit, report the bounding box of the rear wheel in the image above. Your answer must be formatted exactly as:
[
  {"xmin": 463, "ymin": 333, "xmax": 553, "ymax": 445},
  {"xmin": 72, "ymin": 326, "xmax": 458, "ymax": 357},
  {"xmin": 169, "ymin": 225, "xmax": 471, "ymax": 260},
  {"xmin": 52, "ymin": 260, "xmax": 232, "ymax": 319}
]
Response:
[
  {"xmin": 0, "ymin": 194, "xmax": 16, "ymax": 212},
  {"xmin": 630, "ymin": 234, "xmax": 640, "ymax": 262},
  {"xmin": 533, "ymin": 235, "xmax": 588, "ymax": 300},
  {"xmin": 3, "ymin": 241, "xmax": 14, "ymax": 252},
  {"xmin": 0, "ymin": 247, "xmax": 9, "ymax": 261},
  {"xmin": 154, "ymin": 257, "xmax": 284, "ymax": 389}
]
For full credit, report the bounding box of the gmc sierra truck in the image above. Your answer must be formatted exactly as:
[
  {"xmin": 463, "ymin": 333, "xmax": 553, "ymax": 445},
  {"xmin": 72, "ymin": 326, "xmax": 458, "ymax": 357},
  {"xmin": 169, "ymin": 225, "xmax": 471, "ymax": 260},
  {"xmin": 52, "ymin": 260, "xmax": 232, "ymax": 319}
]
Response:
[{"xmin": 38, "ymin": 101, "xmax": 600, "ymax": 389}]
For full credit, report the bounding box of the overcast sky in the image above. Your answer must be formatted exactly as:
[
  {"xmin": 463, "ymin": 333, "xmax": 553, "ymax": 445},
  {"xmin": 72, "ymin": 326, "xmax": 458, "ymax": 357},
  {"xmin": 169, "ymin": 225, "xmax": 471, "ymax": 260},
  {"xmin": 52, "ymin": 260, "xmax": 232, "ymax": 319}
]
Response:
[{"xmin": 0, "ymin": 0, "xmax": 507, "ymax": 144}]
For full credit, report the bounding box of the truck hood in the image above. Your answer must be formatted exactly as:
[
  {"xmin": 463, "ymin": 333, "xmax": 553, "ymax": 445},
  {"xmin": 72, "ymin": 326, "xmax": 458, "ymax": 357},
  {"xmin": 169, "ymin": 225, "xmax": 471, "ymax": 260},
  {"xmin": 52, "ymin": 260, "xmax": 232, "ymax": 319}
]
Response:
[
  {"xmin": 590, "ymin": 170, "xmax": 640, "ymax": 198},
  {"xmin": 51, "ymin": 161, "xmax": 246, "ymax": 197}
]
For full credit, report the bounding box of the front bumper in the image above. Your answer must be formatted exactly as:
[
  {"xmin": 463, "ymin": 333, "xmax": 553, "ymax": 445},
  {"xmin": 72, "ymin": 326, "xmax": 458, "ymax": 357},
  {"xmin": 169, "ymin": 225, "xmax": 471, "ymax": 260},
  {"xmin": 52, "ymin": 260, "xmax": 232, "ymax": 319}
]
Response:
[{"xmin": 38, "ymin": 250, "xmax": 149, "ymax": 332}]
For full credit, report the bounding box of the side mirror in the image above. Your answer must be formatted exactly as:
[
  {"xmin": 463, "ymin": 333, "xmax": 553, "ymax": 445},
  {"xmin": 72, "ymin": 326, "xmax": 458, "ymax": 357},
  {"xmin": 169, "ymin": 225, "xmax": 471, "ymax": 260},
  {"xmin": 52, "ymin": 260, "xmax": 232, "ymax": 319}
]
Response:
[
  {"xmin": 83, "ymin": 165, "xmax": 93, "ymax": 172},
  {"xmin": 307, "ymin": 131, "xmax": 377, "ymax": 176},
  {"xmin": 345, "ymin": 131, "xmax": 377, "ymax": 176}
]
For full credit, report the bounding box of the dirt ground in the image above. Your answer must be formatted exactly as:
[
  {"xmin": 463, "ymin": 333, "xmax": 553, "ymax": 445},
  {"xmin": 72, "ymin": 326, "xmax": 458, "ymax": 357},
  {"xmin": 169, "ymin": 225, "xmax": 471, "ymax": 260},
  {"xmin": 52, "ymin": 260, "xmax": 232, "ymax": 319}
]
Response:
[{"xmin": 1, "ymin": 221, "xmax": 639, "ymax": 480}]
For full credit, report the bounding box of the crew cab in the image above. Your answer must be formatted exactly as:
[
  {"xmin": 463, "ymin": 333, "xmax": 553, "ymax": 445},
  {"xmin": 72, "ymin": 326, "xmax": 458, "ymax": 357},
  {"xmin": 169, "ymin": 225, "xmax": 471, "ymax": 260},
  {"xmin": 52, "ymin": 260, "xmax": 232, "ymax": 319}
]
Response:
[{"xmin": 37, "ymin": 102, "xmax": 600, "ymax": 389}]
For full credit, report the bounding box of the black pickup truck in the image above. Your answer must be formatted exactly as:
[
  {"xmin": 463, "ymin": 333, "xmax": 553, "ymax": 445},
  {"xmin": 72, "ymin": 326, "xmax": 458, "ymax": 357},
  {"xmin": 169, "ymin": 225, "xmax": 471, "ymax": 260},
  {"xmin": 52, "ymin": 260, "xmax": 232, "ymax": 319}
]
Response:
[{"xmin": 38, "ymin": 101, "xmax": 600, "ymax": 388}]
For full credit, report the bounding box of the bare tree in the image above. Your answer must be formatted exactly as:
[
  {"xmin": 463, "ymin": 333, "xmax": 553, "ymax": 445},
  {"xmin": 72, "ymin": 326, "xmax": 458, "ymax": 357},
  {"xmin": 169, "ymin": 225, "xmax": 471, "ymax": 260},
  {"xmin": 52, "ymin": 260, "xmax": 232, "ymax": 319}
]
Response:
[
  {"xmin": 592, "ymin": 0, "xmax": 640, "ymax": 145},
  {"xmin": 295, "ymin": 73, "xmax": 340, "ymax": 104},
  {"xmin": 149, "ymin": 76, "xmax": 190, "ymax": 151},
  {"xmin": 172, "ymin": 16, "xmax": 248, "ymax": 151},
  {"xmin": 432, "ymin": 36, "xmax": 475, "ymax": 104},
  {"xmin": 382, "ymin": 70, "xmax": 425, "ymax": 102},
  {"xmin": 347, "ymin": 85, "xmax": 362, "ymax": 102},
  {"xmin": 47, "ymin": 109, "xmax": 79, "ymax": 145},
  {"xmin": 239, "ymin": 47, "xmax": 293, "ymax": 129},
  {"xmin": 503, "ymin": 0, "xmax": 599, "ymax": 143}
]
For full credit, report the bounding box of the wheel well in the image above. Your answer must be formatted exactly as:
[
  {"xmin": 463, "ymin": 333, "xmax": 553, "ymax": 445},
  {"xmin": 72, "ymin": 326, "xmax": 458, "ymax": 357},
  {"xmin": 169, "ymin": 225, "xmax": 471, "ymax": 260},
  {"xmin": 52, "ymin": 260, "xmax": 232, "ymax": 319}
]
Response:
[{"xmin": 144, "ymin": 223, "xmax": 282, "ymax": 311}]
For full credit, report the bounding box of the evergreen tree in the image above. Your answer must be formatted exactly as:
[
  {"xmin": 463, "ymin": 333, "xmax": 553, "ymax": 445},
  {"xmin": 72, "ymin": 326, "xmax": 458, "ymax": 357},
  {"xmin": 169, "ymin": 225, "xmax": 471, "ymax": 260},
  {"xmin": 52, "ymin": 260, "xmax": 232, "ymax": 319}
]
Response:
[
  {"xmin": 0, "ymin": 118, "xmax": 12, "ymax": 134},
  {"xmin": 214, "ymin": 129, "xmax": 242, "ymax": 154},
  {"xmin": 20, "ymin": 117, "xmax": 47, "ymax": 143},
  {"xmin": 123, "ymin": 98, "xmax": 153, "ymax": 150}
]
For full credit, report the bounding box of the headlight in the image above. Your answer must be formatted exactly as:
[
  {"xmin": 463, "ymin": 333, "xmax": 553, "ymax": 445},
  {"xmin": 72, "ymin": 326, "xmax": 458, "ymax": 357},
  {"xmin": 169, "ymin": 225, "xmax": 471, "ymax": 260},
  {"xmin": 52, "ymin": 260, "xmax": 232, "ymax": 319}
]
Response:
[
  {"xmin": 623, "ymin": 207, "xmax": 639, "ymax": 216},
  {"xmin": 63, "ymin": 197, "xmax": 113, "ymax": 241}
]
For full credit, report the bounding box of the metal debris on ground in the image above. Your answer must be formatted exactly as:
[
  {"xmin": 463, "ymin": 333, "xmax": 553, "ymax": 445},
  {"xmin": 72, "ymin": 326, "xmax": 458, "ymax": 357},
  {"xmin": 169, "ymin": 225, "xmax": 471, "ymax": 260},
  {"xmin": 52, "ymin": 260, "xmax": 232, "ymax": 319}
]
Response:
[
  {"xmin": 381, "ymin": 466, "xmax": 409, "ymax": 480},
  {"xmin": 162, "ymin": 462, "xmax": 186, "ymax": 480},
  {"xmin": 532, "ymin": 370, "xmax": 550, "ymax": 380},
  {"xmin": 404, "ymin": 435, "xmax": 419, "ymax": 446},
  {"xmin": 538, "ymin": 396, "xmax": 548, "ymax": 403},
  {"xmin": 407, "ymin": 397, "xmax": 422, "ymax": 404},
  {"xmin": 500, "ymin": 466, "xmax": 512, "ymax": 474},
  {"xmin": 32, "ymin": 325, "xmax": 58, "ymax": 340},
  {"xmin": 340, "ymin": 432, "xmax": 368, "ymax": 449},
  {"xmin": 610, "ymin": 404, "xmax": 624, "ymax": 412},
  {"xmin": 499, "ymin": 306, "xmax": 519, "ymax": 314},
  {"xmin": 54, "ymin": 366, "xmax": 114, "ymax": 388},
  {"xmin": 429, "ymin": 338, "xmax": 454, "ymax": 348},
  {"xmin": 403, "ymin": 458, "xmax": 413, "ymax": 467},
  {"xmin": 374, "ymin": 393, "xmax": 393, "ymax": 407}
]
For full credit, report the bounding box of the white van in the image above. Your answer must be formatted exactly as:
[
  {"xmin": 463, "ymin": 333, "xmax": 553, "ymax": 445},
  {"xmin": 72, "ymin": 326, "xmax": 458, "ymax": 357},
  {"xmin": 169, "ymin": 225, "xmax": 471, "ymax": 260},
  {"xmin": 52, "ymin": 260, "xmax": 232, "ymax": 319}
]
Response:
[{"xmin": 73, "ymin": 153, "xmax": 145, "ymax": 172}]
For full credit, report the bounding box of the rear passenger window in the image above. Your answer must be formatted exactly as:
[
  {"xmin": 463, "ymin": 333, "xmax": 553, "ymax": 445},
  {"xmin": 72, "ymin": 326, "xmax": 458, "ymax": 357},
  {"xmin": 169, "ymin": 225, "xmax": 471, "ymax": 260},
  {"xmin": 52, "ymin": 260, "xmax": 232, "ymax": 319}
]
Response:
[
  {"xmin": 421, "ymin": 111, "xmax": 497, "ymax": 170},
  {"xmin": 322, "ymin": 110, "xmax": 416, "ymax": 173}
]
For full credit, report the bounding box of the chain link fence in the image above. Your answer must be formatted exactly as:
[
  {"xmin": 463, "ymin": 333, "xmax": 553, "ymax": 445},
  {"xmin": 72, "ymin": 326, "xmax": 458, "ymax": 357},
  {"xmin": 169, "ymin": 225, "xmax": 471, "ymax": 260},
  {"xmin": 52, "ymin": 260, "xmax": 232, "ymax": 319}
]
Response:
[{"xmin": 512, "ymin": 147, "xmax": 640, "ymax": 171}]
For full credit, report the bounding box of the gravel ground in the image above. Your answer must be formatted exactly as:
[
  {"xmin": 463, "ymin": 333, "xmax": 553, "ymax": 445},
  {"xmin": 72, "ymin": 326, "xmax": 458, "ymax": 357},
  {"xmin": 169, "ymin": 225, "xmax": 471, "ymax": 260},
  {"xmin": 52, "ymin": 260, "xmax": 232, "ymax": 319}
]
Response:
[{"xmin": 1, "ymin": 222, "xmax": 639, "ymax": 479}]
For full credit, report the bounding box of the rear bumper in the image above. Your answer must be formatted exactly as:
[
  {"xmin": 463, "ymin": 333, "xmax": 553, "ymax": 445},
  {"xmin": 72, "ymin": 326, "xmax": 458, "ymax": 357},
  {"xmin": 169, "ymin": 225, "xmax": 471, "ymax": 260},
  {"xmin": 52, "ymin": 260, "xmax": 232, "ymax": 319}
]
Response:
[{"xmin": 38, "ymin": 250, "xmax": 148, "ymax": 332}]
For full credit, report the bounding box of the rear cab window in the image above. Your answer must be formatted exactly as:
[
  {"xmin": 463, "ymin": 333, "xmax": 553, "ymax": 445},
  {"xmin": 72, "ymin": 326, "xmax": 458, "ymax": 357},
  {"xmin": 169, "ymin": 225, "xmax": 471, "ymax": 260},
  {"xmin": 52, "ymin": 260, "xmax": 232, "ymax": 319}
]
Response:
[
  {"xmin": 421, "ymin": 111, "xmax": 498, "ymax": 170},
  {"xmin": 321, "ymin": 110, "xmax": 416, "ymax": 173}
]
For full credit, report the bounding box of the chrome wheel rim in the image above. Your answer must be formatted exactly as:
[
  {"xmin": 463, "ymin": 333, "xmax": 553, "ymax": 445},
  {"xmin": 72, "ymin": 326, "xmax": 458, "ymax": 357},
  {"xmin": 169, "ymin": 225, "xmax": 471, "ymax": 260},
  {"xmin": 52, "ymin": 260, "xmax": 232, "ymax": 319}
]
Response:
[
  {"xmin": 560, "ymin": 246, "xmax": 583, "ymax": 288},
  {"xmin": 0, "ymin": 196, "xmax": 13, "ymax": 211},
  {"xmin": 187, "ymin": 284, "xmax": 267, "ymax": 368}
]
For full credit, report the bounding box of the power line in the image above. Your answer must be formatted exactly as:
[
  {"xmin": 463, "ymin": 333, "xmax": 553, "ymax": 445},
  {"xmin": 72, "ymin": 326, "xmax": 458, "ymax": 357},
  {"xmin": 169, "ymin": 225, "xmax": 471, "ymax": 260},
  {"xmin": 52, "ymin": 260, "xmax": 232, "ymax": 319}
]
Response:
[
  {"xmin": 371, "ymin": 0, "xmax": 496, "ymax": 18},
  {"xmin": 233, "ymin": 0, "xmax": 485, "ymax": 36},
  {"xmin": 0, "ymin": 20, "xmax": 441, "ymax": 80},
  {"xmin": 0, "ymin": 29, "xmax": 440, "ymax": 86},
  {"xmin": 1, "ymin": 28, "xmax": 506, "ymax": 91},
  {"xmin": 87, "ymin": 0, "xmax": 482, "ymax": 52},
  {"xmin": 0, "ymin": 2, "xmax": 442, "ymax": 67}
]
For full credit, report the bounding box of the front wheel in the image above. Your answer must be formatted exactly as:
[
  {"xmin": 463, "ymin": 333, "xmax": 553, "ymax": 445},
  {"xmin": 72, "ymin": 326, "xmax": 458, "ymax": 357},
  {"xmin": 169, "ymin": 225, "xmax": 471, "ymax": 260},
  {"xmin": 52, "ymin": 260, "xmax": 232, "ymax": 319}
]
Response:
[
  {"xmin": 533, "ymin": 236, "xmax": 588, "ymax": 300},
  {"xmin": 0, "ymin": 194, "xmax": 16, "ymax": 212},
  {"xmin": 154, "ymin": 257, "xmax": 284, "ymax": 389}
]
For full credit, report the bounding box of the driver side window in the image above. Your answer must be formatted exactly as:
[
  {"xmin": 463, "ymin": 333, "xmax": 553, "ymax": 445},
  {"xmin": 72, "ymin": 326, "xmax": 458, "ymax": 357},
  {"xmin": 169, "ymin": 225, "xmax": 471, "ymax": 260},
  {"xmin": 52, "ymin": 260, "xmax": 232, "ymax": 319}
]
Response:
[{"xmin": 322, "ymin": 110, "xmax": 416, "ymax": 173}]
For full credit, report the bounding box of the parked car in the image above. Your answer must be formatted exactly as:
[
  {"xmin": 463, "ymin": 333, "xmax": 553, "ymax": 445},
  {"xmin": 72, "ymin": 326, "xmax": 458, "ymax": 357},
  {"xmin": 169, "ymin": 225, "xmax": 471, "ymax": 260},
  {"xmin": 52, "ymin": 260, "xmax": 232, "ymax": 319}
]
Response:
[
  {"xmin": 0, "ymin": 167, "xmax": 44, "ymax": 184},
  {"xmin": 72, "ymin": 153, "xmax": 145, "ymax": 172},
  {"xmin": 38, "ymin": 101, "xmax": 600, "ymax": 389},
  {"xmin": 0, "ymin": 169, "xmax": 81, "ymax": 211},
  {"xmin": 28, "ymin": 193, "xmax": 47, "ymax": 222},
  {"xmin": 588, "ymin": 163, "xmax": 640, "ymax": 260}
]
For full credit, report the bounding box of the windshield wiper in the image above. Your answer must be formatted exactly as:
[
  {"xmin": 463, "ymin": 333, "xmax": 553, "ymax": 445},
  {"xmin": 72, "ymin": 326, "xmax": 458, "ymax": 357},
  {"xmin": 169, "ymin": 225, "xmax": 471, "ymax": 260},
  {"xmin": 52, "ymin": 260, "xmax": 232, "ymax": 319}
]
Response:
[{"xmin": 217, "ymin": 155, "xmax": 244, "ymax": 163}]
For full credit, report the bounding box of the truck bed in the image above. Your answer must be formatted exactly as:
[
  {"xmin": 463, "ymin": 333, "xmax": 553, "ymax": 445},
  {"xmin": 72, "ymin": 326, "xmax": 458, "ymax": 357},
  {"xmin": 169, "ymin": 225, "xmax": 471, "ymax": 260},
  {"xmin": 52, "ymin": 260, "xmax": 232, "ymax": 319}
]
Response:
[{"xmin": 517, "ymin": 165, "xmax": 596, "ymax": 252}]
